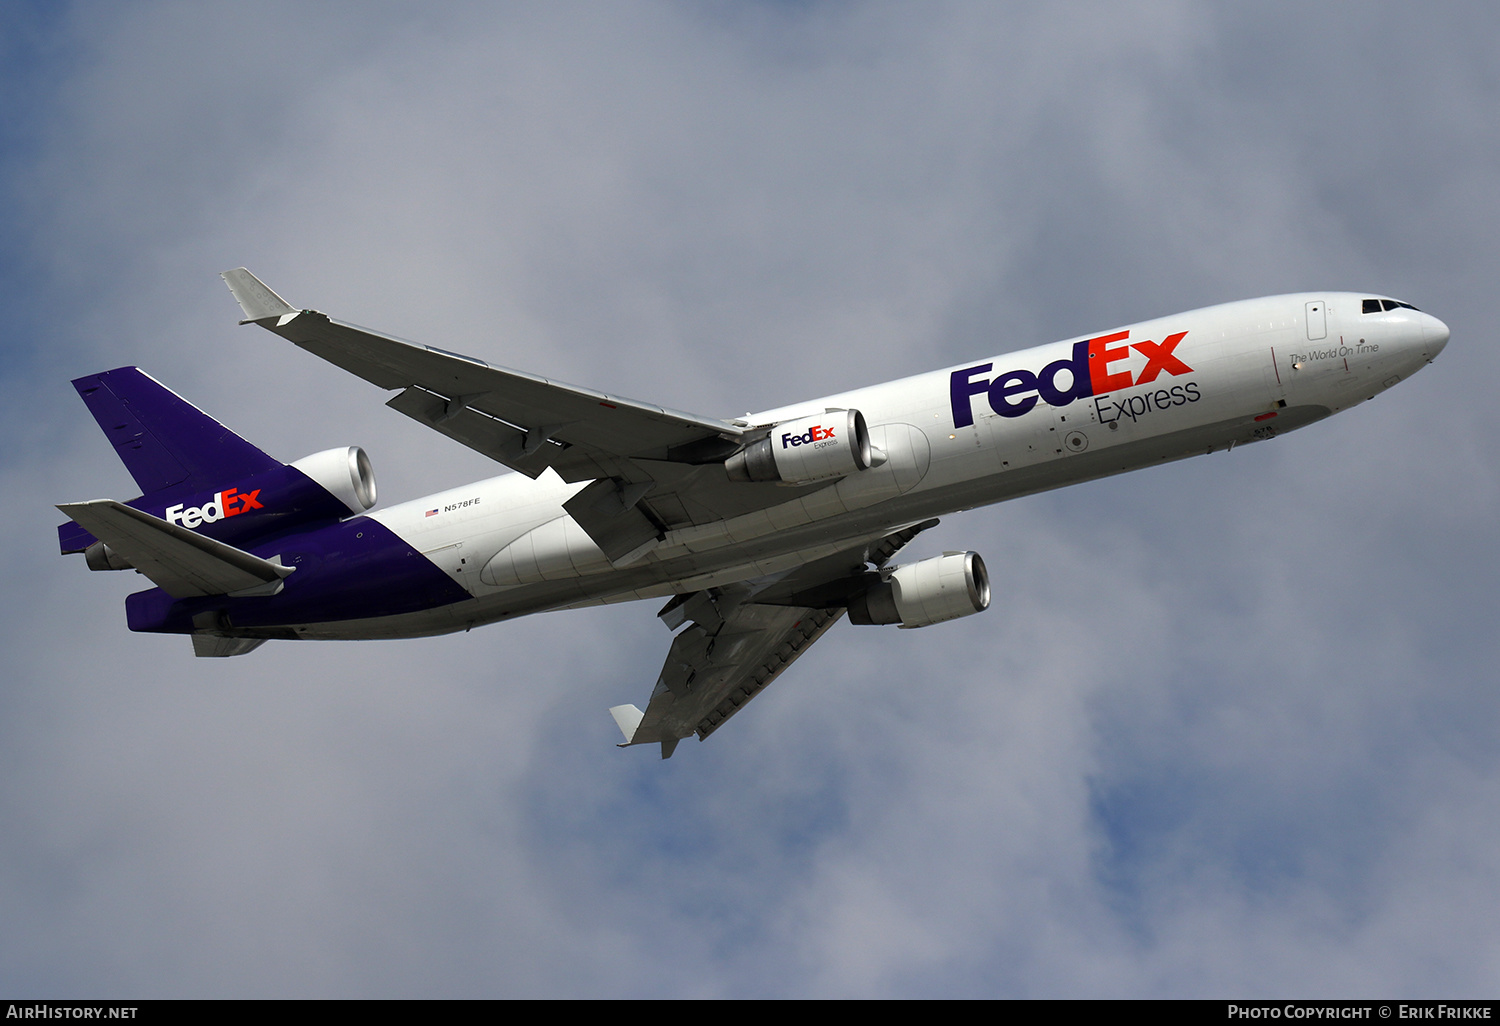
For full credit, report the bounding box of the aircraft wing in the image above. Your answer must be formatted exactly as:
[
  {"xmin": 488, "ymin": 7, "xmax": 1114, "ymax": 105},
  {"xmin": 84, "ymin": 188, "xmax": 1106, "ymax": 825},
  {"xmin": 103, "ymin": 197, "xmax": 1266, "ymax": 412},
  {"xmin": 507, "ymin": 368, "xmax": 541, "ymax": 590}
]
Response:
[
  {"xmin": 223, "ymin": 268, "xmax": 806, "ymax": 563},
  {"xmin": 611, "ymin": 519, "xmax": 938, "ymax": 757}
]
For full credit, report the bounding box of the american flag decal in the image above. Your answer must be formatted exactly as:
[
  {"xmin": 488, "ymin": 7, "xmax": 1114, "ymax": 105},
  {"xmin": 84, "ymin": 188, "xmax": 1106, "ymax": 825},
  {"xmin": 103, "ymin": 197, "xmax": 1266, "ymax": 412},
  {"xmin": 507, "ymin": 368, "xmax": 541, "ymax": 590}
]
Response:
[{"xmin": 425, "ymin": 508, "xmax": 439, "ymax": 517}]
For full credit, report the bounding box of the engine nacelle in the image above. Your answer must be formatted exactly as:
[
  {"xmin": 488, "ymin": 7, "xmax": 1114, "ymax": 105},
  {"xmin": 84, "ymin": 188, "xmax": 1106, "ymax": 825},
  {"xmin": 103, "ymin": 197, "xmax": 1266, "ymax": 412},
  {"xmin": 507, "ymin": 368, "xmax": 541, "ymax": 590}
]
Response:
[
  {"xmin": 725, "ymin": 409, "xmax": 873, "ymax": 484},
  {"xmin": 848, "ymin": 551, "xmax": 990, "ymax": 629},
  {"xmin": 289, "ymin": 446, "xmax": 378, "ymax": 514},
  {"xmin": 84, "ymin": 540, "xmax": 133, "ymax": 572}
]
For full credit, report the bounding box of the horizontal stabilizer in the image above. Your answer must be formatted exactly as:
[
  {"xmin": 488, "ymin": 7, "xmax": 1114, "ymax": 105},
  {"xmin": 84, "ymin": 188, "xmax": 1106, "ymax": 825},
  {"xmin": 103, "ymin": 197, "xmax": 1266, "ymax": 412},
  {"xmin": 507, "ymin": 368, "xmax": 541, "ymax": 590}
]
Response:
[
  {"xmin": 56, "ymin": 499, "xmax": 294, "ymax": 599},
  {"xmin": 221, "ymin": 267, "xmax": 296, "ymax": 324}
]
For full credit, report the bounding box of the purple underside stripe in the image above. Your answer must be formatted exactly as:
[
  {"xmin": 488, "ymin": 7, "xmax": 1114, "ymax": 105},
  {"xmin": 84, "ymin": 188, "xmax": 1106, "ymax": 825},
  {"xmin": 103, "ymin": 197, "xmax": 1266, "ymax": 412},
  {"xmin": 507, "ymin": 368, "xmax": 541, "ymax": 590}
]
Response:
[{"xmin": 125, "ymin": 516, "xmax": 469, "ymax": 634}]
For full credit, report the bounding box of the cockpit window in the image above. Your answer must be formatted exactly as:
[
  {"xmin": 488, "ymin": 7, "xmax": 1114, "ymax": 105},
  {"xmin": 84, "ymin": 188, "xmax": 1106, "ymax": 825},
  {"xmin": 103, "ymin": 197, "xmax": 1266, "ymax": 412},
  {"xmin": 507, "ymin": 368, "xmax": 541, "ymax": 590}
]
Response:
[{"xmin": 1364, "ymin": 298, "xmax": 1422, "ymax": 313}]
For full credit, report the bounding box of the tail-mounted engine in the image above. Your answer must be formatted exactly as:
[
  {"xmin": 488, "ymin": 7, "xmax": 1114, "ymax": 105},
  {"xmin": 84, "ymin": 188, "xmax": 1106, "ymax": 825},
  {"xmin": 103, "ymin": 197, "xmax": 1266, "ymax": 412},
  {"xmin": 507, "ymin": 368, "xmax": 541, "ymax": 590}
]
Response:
[
  {"xmin": 290, "ymin": 446, "xmax": 378, "ymax": 515},
  {"xmin": 848, "ymin": 551, "xmax": 990, "ymax": 629},
  {"xmin": 725, "ymin": 409, "xmax": 874, "ymax": 484}
]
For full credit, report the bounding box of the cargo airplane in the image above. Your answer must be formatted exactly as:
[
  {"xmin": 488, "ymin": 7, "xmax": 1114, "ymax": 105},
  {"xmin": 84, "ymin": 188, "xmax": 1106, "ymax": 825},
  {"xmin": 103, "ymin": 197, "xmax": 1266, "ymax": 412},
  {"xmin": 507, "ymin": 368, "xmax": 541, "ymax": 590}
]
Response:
[{"xmin": 57, "ymin": 272, "xmax": 1449, "ymax": 756}]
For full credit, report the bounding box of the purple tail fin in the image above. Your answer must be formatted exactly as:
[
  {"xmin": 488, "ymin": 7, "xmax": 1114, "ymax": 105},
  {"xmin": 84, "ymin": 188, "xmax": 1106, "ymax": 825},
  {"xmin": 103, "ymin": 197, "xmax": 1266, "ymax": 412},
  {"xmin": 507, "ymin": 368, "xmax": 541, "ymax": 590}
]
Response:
[
  {"xmin": 62, "ymin": 367, "xmax": 373, "ymax": 557},
  {"xmin": 60, "ymin": 368, "xmax": 294, "ymax": 554},
  {"xmin": 72, "ymin": 367, "xmax": 281, "ymax": 493}
]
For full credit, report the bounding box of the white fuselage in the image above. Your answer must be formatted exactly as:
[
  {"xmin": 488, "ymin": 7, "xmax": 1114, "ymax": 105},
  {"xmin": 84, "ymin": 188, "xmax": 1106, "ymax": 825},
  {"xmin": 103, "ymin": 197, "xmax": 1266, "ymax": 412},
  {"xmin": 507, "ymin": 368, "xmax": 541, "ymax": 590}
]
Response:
[{"xmin": 298, "ymin": 293, "xmax": 1444, "ymax": 640}]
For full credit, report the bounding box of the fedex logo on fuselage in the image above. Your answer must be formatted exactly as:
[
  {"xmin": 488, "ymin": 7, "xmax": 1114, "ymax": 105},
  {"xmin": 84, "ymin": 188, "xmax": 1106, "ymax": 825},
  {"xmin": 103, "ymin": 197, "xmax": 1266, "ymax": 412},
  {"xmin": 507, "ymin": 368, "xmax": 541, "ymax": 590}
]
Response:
[
  {"xmin": 950, "ymin": 329, "xmax": 1192, "ymax": 427},
  {"xmin": 164, "ymin": 488, "xmax": 263, "ymax": 530}
]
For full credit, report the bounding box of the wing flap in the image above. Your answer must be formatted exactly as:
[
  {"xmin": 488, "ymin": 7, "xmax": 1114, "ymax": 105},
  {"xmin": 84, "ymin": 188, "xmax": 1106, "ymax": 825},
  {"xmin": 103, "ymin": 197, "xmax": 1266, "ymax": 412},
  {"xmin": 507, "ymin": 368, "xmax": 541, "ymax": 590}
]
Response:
[
  {"xmin": 385, "ymin": 385, "xmax": 562, "ymax": 479},
  {"xmin": 56, "ymin": 499, "xmax": 294, "ymax": 599},
  {"xmin": 693, "ymin": 609, "xmax": 843, "ymax": 740}
]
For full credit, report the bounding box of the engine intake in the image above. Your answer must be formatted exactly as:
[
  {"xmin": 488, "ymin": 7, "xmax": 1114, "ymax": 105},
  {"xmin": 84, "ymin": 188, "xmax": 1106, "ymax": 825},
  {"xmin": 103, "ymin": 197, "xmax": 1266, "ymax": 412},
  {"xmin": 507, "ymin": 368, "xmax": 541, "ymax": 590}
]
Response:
[
  {"xmin": 848, "ymin": 551, "xmax": 990, "ymax": 628},
  {"xmin": 726, "ymin": 409, "xmax": 873, "ymax": 484}
]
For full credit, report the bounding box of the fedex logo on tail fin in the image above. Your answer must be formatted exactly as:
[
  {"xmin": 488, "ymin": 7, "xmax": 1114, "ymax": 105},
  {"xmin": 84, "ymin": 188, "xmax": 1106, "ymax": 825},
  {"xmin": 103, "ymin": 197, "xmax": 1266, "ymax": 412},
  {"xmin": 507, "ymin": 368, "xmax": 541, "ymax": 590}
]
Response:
[
  {"xmin": 165, "ymin": 488, "xmax": 263, "ymax": 529},
  {"xmin": 951, "ymin": 330, "xmax": 1192, "ymax": 426}
]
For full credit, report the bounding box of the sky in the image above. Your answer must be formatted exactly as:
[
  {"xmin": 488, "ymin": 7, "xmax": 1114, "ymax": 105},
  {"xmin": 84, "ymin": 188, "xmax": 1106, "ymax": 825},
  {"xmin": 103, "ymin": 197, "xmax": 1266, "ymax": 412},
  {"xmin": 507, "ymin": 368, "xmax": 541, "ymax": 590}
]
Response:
[{"xmin": 2, "ymin": 0, "xmax": 1498, "ymax": 999}]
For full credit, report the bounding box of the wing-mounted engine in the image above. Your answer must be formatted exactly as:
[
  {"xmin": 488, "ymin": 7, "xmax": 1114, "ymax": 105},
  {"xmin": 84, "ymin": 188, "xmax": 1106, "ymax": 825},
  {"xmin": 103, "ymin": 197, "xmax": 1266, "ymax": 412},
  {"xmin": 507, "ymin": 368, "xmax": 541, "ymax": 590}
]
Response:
[
  {"xmin": 725, "ymin": 409, "xmax": 875, "ymax": 484},
  {"xmin": 289, "ymin": 446, "xmax": 378, "ymax": 515},
  {"xmin": 848, "ymin": 551, "xmax": 990, "ymax": 628}
]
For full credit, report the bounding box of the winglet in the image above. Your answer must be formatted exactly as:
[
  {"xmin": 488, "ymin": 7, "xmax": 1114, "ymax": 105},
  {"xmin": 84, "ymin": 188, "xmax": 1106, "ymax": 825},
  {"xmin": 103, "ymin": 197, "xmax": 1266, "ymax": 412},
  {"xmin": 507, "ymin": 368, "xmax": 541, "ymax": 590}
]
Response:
[
  {"xmin": 610, "ymin": 704, "xmax": 645, "ymax": 745},
  {"xmin": 221, "ymin": 268, "xmax": 295, "ymax": 324},
  {"xmin": 610, "ymin": 703, "xmax": 682, "ymax": 758}
]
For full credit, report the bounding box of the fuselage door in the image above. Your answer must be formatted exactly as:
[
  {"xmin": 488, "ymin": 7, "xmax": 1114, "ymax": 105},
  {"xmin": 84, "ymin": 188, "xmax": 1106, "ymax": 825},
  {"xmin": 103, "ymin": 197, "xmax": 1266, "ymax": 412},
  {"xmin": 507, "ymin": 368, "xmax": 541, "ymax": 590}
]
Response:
[{"xmin": 1305, "ymin": 300, "xmax": 1327, "ymax": 341}]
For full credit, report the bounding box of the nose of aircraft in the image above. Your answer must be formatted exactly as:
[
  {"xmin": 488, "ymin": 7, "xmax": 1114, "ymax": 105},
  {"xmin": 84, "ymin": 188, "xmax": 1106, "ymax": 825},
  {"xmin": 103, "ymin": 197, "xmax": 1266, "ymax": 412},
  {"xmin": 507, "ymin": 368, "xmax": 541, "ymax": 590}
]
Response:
[{"xmin": 1420, "ymin": 311, "xmax": 1451, "ymax": 358}]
